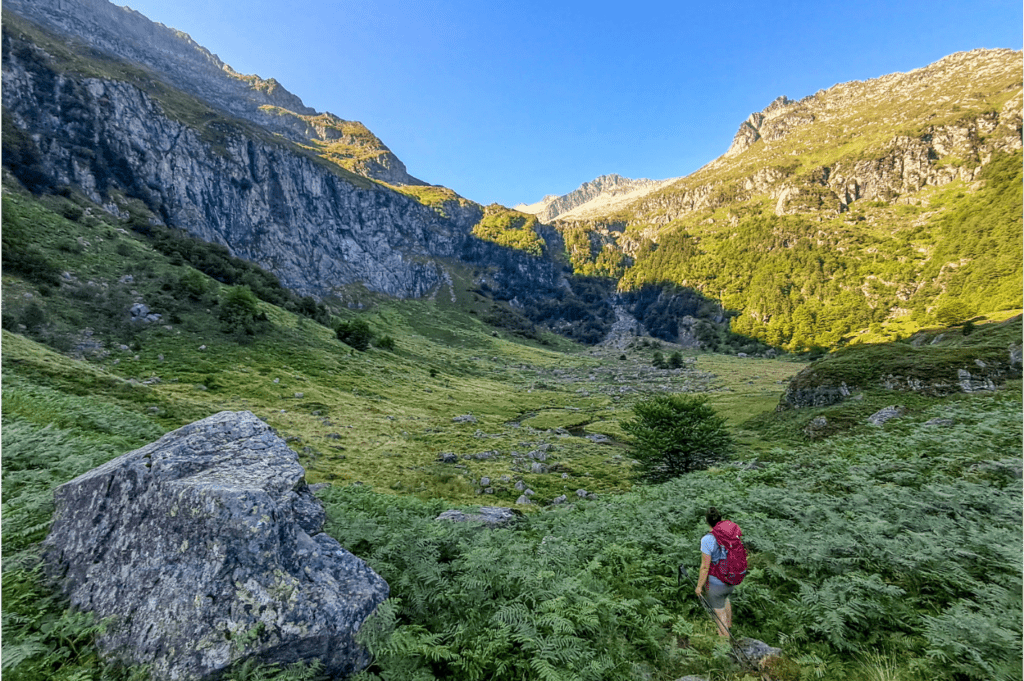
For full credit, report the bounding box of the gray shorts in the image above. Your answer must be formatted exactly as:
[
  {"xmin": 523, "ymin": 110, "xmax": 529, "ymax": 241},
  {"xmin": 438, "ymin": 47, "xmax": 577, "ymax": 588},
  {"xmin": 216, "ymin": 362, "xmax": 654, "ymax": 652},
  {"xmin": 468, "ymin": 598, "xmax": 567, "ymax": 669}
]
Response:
[{"xmin": 706, "ymin": 580, "xmax": 735, "ymax": 609}]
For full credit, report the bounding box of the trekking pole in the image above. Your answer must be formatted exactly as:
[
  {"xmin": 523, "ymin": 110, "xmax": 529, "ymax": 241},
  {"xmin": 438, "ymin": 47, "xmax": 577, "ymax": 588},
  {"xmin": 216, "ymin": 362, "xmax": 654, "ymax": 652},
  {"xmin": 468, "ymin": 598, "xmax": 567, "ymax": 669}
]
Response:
[{"xmin": 678, "ymin": 564, "xmax": 756, "ymax": 670}]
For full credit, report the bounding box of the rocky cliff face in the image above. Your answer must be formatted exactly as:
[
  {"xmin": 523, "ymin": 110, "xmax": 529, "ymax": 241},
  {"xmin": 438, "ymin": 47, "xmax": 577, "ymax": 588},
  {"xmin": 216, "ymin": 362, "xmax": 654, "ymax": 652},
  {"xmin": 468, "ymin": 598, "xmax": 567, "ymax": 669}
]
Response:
[
  {"xmin": 3, "ymin": 0, "xmax": 423, "ymax": 186},
  {"xmin": 1, "ymin": 20, "xmax": 565, "ymax": 300},
  {"xmin": 517, "ymin": 174, "xmax": 675, "ymax": 222}
]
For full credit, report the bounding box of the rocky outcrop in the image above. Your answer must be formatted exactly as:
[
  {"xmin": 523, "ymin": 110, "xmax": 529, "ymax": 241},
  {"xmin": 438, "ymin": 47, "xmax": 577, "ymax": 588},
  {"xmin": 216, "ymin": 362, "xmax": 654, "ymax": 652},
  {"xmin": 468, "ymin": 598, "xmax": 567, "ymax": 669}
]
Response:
[
  {"xmin": 3, "ymin": 0, "xmax": 423, "ymax": 185},
  {"xmin": 726, "ymin": 96, "xmax": 814, "ymax": 156},
  {"xmin": 42, "ymin": 411, "xmax": 389, "ymax": 680},
  {"xmin": 779, "ymin": 338, "xmax": 1022, "ymax": 409}
]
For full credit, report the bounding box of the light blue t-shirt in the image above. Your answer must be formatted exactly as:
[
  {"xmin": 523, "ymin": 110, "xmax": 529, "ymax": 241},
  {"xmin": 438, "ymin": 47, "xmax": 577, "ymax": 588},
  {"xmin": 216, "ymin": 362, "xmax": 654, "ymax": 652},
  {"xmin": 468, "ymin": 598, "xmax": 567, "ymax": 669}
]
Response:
[{"xmin": 701, "ymin": 533, "xmax": 727, "ymax": 586}]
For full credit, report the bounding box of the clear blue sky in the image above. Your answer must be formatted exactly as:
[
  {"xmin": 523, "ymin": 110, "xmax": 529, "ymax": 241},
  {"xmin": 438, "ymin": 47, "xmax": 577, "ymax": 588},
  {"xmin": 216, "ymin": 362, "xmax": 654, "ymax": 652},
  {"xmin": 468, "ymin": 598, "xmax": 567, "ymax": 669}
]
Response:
[{"xmin": 118, "ymin": 0, "xmax": 1022, "ymax": 207}]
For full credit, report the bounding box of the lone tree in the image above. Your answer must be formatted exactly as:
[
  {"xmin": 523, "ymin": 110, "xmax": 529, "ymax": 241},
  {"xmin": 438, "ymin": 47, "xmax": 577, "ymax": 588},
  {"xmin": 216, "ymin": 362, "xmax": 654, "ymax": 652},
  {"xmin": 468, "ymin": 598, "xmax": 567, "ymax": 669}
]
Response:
[
  {"xmin": 622, "ymin": 394, "xmax": 733, "ymax": 483},
  {"xmin": 335, "ymin": 318, "xmax": 374, "ymax": 351}
]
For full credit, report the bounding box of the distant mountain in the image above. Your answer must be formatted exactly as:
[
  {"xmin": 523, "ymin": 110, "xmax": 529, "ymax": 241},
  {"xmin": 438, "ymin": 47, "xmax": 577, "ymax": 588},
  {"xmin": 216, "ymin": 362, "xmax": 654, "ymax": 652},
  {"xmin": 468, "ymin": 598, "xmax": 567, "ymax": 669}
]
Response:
[{"xmin": 516, "ymin": 174, "xmax": 676, "ymax": 222}]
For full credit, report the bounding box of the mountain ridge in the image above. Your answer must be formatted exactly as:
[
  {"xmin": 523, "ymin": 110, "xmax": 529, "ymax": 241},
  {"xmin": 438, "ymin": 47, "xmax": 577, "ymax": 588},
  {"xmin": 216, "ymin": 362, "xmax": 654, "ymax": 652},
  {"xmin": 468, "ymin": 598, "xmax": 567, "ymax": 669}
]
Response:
[
  {"xmin": 515, "ymin": 173, "xmax": 678, "ymax": 223},
  {"xmin": 3, "ymin": 0, "xmax": 426, "ymax": 186}
]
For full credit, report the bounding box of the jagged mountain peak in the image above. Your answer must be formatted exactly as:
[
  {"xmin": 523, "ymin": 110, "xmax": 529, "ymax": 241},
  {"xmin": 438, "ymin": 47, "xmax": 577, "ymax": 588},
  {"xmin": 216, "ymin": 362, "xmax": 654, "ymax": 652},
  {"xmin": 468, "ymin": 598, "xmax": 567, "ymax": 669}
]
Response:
[{"xmin": 518, "ymin": 174, "xmax": 678, "ymax": 223}]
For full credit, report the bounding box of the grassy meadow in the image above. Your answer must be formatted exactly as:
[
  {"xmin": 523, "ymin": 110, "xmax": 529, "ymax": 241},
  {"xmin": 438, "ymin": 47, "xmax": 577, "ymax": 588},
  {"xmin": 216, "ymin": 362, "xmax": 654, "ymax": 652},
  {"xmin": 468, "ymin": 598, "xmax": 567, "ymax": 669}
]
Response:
[{"xmin": 2, "ymin": 180, "xmax": 1021, "ymax": 681}]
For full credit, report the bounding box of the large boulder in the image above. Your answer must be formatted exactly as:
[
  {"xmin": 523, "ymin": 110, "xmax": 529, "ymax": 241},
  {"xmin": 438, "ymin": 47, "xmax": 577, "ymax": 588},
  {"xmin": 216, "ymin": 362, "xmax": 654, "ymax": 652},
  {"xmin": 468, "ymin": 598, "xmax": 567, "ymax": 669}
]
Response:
[{"xmin": 43, "ymin": 411, "xmax": 388, "ymax": 680}]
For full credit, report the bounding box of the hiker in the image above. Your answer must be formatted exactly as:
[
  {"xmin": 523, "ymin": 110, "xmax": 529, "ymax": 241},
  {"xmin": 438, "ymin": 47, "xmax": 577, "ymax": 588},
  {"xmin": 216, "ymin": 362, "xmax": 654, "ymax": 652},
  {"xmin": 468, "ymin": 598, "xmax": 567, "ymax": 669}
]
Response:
[{"xmin": 694, "ymin": 506, "xmax": 746, "ymax": 637}]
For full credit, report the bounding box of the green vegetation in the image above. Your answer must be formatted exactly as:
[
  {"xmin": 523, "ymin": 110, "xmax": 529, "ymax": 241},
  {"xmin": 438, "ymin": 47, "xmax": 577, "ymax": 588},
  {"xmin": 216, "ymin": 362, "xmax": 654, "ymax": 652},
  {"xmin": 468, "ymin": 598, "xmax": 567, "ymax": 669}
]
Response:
[
  {"xmin": 335, "ymin": 318, "xmax": 375, "ymax": 351},
  {"xmin": 472, "ymin": 204, "xmax": 547, "ymax": 257},
  {"xmin": 613, "ymin": 151, "xmax": 1023, "ymax": 350},
  {"xmin": 2, "ymin": 178, "xmax": 1020, "ymax": 681},
  {"xmin": 622, "ymin": 395, "xmax": 734, "ymax": 482}
]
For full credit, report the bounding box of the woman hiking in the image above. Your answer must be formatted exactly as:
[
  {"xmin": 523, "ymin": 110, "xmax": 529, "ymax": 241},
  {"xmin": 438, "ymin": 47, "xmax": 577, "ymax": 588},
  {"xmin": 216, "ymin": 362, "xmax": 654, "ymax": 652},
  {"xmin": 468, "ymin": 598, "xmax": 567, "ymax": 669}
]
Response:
[{"xmin": 694, "ymin": 506, "xmax": 746, "ymax": 637}]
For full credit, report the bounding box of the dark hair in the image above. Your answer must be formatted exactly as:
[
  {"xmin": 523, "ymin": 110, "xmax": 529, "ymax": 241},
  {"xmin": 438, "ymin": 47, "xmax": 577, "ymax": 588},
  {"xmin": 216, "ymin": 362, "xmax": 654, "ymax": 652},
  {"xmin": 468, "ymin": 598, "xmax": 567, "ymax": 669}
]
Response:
[{"xmin": 705, "ymin": 506, "xmax": 722, "ymax": 528}]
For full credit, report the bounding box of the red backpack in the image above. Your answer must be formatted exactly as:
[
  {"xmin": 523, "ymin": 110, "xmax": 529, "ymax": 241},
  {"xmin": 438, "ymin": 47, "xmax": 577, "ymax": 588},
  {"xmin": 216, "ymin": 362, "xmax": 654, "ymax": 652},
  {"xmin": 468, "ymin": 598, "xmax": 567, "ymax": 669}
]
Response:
[{"xmin": 708, "ymin": 520, "xmax": 747, "ymax": 585}]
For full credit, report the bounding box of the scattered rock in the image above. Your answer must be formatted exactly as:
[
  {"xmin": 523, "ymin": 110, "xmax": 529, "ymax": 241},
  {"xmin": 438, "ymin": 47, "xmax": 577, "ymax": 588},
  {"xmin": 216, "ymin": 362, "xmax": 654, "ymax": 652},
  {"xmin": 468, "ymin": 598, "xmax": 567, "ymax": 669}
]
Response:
[
  {"xmin": 576, "ymin": 489, "xmax": 589, "ymax": 498},
  {"xmin": 452, "ymin": 414, "xmax": 477, "ymax": 424},
  {"xmin": 868, "ymin": 405, "xmax": 906, "ymax": 426},
  {"xmin": 924, "ymin": 417, "xmax": 955, "ymax": 427},
  {"xmin": 804, "ymin": 415, "xmax": 830, "ymax": 439},
  {"xmin": 551, "ymin": 495, "xmax": 567, "ymax": 505},
  {"xmin": 515, "ymin": 480, "xmax": 526, "ymax": 491},
  {"xmin": 479, "ymin": 477, "xmax": 491, "ymax": 487},
  {"xmin": 515, "ymin": 495, "xmax": 532, "ymax": 505},
  {"xmin": 733, "ymin": 637, "xmax": 782, "ymax": 667},
  {"xmin": 436, "ymin": 507, "xmax": 518, "ymax": 526},
  {"xmin": 437, "ymin": 452, "xmax": 458, "ymax": 463},
  {"xmin": 42, "ymin": 411, "xmax": 388, "ymax": 681},
  {"xmin": 294, "ymin": 392, "xmax": 304, "ymax": 399},
  {"xmin": 585, "ymin": 433, "xmax": 611, "ymax": 444},
  {"xmin": 530, "ymin": 462, "xmax": 548, "ymax": 474},
  {"xmin": 957, "ymin": 368, "xmax": 997, "ymax": 393}
]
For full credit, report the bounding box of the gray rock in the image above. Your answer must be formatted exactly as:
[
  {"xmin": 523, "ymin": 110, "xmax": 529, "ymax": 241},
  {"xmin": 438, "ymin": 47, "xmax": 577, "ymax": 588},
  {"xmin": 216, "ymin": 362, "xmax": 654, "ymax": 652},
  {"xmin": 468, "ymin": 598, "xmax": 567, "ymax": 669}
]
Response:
[
  {"xmin": 924, "ymin": 417, "xmax": 955, "ymax": 427},
  {"xmin": 452, "ymin": 414, "xmax": 477, "ymax": 424},
  {"xmin": 551, "ymin": 495, "xmax": 567, "ymax": 505},
  {"xmin": 437, "ymin": 452, "xmax": 458, "ymax": 463},
  {"xmin": 436, "ymin": 507, "xmax": 517, "ymax": 527},
  {"xmin": 515, "ymin": 480, "xmax": 526, "ymax": 491},
  {"xmin": 576, "ymin": 489, "xmax": 589, "ymax": 498},
  {"xmin": 42, "ymin": 411, "xmax": 388, "ymax": 681},
  {"xmin": 479, "ymin": 477, "xmax": 491, "ymax": 487},
  {"xmin": 1010, "ymin": 344, "xmax": 1023, "ymax": 370},
  {"xmin": 804, "ymin": 415, "xmax": 830, "ymax": 440},
  {"xmin": 515, "ymin": 495, "xmax": 532, "ymax": 505},
  {"xmin": 733, "ymin": 637, "xmax": 782, "ymax": 666},
  {"xmin": 129, "ymin": 302, "xmax": 149, "ymax": 319},
  {"xmin": 530, "ymin": 462, "xmax": 548, "ymax": 474},
  {"xmin": 585, "ymin": 433, "xmax": 610, "ymax": 444},
  {"xmin": 868, "ymin": 405, "xmax": 906, "ymax": 426}
]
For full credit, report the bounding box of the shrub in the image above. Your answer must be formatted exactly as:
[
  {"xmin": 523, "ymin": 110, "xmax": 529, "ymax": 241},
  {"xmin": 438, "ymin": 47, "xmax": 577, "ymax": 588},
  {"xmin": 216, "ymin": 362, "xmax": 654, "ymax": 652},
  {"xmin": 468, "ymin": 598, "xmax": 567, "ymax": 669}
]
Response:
[
  {"xmin": 652, "ymin": 351, "xmax": 666, "ymax": 369},
  {"xmin": 668, "ymin": 351, "xmax": 684, "ymax": 369},
  {"xmin": 935, "ymin": 300, "xmax": 974, "ymax": 327},
  {"xmin": 217, "ymin": 285, "xmax": 266, "ymax": 337},
  {"xmin": 622, "ymin": 394, "xmax": 734, "ymax": 482},
  {"xmin": 375, "ymin": 335, "xmax": 396, "ymax": 352},
  {"xmin": 335, "ymin": 318, "xmax": 373, "ymax": 351}
]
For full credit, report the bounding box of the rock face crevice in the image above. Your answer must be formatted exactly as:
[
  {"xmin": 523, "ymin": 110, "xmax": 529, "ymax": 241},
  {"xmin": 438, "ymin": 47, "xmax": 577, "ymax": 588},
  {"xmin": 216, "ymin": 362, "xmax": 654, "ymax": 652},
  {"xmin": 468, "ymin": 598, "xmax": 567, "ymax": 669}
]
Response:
[{"xmin": 43, "ymin": 411, "xmax": 389, "ymax": 681}]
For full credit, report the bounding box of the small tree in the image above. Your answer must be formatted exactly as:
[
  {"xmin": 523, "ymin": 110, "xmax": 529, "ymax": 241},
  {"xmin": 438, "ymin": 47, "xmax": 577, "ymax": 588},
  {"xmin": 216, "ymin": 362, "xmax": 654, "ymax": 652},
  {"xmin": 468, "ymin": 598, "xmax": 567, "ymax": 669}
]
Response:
[
  {"xmin": 335, "ymin": 318, "xmax": 374, "ymax": 351},
  {"xmin": 622, "ymin": 394, "xmax": 733, "ymax": 483},
  {"xmin": 668, "ymin": 351, "xmax": 684, "ymax": 369},
  {"xmin": 652, "ymin": 351, "xmax": 666, "ymax": 369},
  {"xmin": 218, "ymin": 285, "xmax": 265, "ymax": 337}
]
